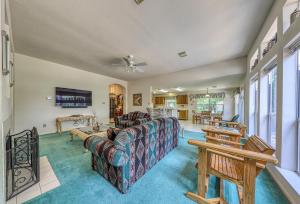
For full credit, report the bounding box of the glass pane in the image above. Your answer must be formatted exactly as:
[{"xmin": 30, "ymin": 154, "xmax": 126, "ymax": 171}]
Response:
[
  {"xmin": 196, "ymin": 97, "xmax": 224, "ymax": 113},
  {"xmin": 269, "ymin": 68, "xmax": 277, "ymax": 148}
]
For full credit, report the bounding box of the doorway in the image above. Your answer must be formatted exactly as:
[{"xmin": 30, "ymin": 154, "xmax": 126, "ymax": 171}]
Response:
[{"xmin": 109, "ymin": 84, "xmax": 125, "ymax": 123}]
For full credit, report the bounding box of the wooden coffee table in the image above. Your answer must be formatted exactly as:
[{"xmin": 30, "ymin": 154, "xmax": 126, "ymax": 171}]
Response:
[
  {"xmin": 70, "ymin": 126, "xmax": 109, "ymax": 152},
  {"xmin": 70, "ymin": 128, "xmax": 107, "ymax": 141}
]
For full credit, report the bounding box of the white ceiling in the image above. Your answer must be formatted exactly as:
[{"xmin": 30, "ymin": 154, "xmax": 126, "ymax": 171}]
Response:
[{"xmin": 10, "ymin": 0, "xmax": 274, "ymax": 81}]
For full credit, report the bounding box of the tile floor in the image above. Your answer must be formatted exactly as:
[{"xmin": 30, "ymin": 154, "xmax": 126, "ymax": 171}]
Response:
[
  {"xmin": 179, "ymin": 120, "xmax": 206, "ymax": 133},
  {"xmin": 6, "ymin": 156, "xmax": 60, "ymax": 204}
]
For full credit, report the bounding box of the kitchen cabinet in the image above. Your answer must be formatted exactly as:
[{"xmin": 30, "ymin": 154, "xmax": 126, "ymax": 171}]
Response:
[
  {"xmin": 176, "ymin": 95, "xmax": 188, "ymax": 105},
  {"xmin": 154, "ymin": 97, "xmax": 165, "ymax": 105},
  {"xmin": 178, "ymin": 110, "xmax": 188, "ymax": 120}
]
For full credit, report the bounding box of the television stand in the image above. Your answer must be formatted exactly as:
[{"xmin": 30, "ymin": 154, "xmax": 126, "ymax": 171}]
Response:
[{"xmin": 56, "ymin": 115, "xmax": 96, "ymax": 134}]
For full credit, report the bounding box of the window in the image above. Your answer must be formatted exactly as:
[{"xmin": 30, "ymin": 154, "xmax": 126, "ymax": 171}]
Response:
[
  {"xmin": 268, "ymin": 68, "xmax": 277, "ymax": 148},
  {"xmin": 297, "ymin": 50, "xmax": 300, "ymax": 173},
  {"xmin": 249, "ymin": 80, "xmax": 258, "ymax": 135},
  {"xmin": 196, "ymin": 97, "xmax": 224, "ymax": 114},
  {"xmin": 165, "ymin": 97, "xmax": 176, "ymax": 108}
]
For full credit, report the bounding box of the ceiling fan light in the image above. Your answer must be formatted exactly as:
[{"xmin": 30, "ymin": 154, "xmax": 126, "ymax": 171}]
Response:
[
  {"xmin": 160, "ymin": 89, "xmax": 168, "ymax": 93},
  {"xmin": 175, "ymin": 87, "xmax": 183, "ymax": 92}
]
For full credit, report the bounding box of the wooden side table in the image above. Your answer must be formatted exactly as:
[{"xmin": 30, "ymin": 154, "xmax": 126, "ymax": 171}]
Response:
[{"xmin": 56, "ymin": 115, "xmax": 95, "ymax": 134}]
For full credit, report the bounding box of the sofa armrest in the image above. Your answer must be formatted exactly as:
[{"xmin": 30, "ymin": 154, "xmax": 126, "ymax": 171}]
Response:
[
  {"xmin": 84, "ymin": 136, "xmax": 129, "ymax": 167},
  {"xmin": 134, "ymin": 118, "xmax": 151, "ymax": 125}
]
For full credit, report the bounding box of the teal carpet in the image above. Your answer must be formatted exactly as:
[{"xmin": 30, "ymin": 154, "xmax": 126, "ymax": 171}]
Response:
[{"xmin": 26, "ymin": 131, "xmax": 290, "ymax": 204}]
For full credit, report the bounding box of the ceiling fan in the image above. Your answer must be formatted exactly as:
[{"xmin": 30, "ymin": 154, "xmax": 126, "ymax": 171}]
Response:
[{"xmin": 112, "ymin": 55, "xmax": 147, "ymax": 73}]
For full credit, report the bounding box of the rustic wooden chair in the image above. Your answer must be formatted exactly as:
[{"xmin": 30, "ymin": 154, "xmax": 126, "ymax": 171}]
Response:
[
  {"xmin": 186, "ymin": 136, "xmax": 277, "ymax": 204},
  {"xmin": 192, "ymin": 110, "xmax": 202, "ymax": 124},
  {"xmin": 200, "ymin": 111, "xmax": 212, "ymax": 124},
  {"xmin": 208, "ymin": 121, "xmax": 247, "ymax": 138},
  {"xmin": 202, "ymin": 126, "xmax": 243, "ymax": 145}
]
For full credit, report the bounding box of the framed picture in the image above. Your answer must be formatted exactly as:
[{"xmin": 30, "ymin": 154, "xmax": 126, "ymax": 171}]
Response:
[
  {"xmin": 2, "ymin": 30, "xmax": 10, "ymax": 75},
  {"xmin": 133, "ymin": 93, "xmax": 142, "ymax": 106}
]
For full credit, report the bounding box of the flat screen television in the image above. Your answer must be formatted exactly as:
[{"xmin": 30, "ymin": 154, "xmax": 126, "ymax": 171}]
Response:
[{"xmin": 55, "ymin": 87, "xmax": 92, "ymax": 108}]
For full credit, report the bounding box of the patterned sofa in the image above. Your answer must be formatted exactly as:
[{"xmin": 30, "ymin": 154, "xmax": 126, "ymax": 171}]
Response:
[
  {"xmin": 115, "ymin": 111, "xmax": 151, "ymax": 128},
  {"xmin": 84, "ymin": 117, "xmax": 180, "ymax": 193}
]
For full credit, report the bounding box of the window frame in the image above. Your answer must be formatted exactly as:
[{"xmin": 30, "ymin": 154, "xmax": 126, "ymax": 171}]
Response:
[
  {"xmin": 297, "ymin": 50, "xmax": 300, "ymax": 173},
  {"xmin": 267, "ymin": 68, "xmax": 277, "ymax": 148},
  {"xmin": 254, "ymin": 80, "xmax": 259, "ymax": 135}
]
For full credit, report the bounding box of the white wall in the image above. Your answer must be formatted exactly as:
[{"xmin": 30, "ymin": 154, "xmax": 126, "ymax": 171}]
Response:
[
  {"xmin": 14, "ymin": 54, "xmax": 127, "ymax": 135},
  {"xmin": 1, "ymin": 0, "xmax": 14, "ymax": 202}
]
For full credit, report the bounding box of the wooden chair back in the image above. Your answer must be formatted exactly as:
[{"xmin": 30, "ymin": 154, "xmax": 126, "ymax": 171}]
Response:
[
  {"xmin": 244, "ymin": 135, "xmax": 275, "ymax": 174},
  {"xmin": 201, "ymin": 111, "xmax": 212, "ymax": 116}
]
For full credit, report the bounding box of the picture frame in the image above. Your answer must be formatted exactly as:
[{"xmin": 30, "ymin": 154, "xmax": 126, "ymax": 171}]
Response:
[
  {"xmin": 133, "ymin": 93, "xmax": 142, "ymax": 106},
  {"xmin": 2, "ymin": 30, "xmax": 10, "ymax": 75}
]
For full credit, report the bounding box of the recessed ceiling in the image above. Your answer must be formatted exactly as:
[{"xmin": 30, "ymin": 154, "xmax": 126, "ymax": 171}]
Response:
[{"xmin": 10, "ymin": 0, "xmax": 274, "ymax": 81}]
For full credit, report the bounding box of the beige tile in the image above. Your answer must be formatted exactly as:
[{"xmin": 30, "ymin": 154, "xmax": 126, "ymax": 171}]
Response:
[
  {"xmin": 40, "ymin": 173, "xmax": 58, "ymax": 186},
  {"xmin": 6, "ymin": 196, "xmax": 16, "ymax": 204},
  {"xmin": 40, "ymin": 169, "xmax": 56, "ymax": 179},
  {"xmin": 40, "ymin": 180, "xmax": 60, "ymax": 194},
  {"xmin": 40, "ymin": 163, "xmax": 53, "ymax": 172},
  {"xmin": 39, "ymin": 156, "xmax": 48, "ymax": 163},
  {"xmin": 16, "ymin": 188, "xmax": 41, "ymax": 204},
  {"xmin": 40, "ymin": 160, "xmax": 49, "ymax": 167}
]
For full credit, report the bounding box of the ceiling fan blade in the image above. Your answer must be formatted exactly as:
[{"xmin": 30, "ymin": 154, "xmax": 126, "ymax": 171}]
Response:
[
  {"xmin": 111, "ymin": 63, "xmax": 124, "ymax": 66},
  {"xmin": 122, "ymin": 57, "xmax": 131, "ymax": 66},
  {"xmin": 134, "ymin": 62, "xmax": 147, "ymax": 67},
  {"xmin": 135, "ymin": 67, "xmax": 145, "ymax": 73}
]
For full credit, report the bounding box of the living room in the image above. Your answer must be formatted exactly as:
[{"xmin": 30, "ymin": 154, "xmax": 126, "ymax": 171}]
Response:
[{"xmin": 1, "ymin": 0, "xmax": 300, "ymax": 204}]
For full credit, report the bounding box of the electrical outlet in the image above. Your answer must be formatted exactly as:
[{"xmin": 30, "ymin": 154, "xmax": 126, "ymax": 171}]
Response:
[{"xmin": 43, "ymin": 124, "xmax": 47, "ymax": 128}]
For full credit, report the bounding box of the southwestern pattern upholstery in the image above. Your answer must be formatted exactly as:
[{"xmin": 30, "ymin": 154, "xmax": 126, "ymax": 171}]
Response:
[
  {"xmin": 84, "ymin": 117, "xmax": 180, "ymax": 193},
  {"xmin": 115, "ymin": 111, "xmax": 152, "ymax": 128}
]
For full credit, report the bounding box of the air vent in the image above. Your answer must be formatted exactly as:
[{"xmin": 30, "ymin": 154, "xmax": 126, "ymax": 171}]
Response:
[
  {"xmin": 135, "ymin": 0, "xmax": 144, "ymax": 5},
  {"xmin": 178, "ymin": 51, "xmax": 187, "ymax": 57}
]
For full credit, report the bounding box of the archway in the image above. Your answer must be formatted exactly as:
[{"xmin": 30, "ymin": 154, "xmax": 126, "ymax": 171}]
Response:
[{"xmin": 109, "ymin": 84, "xmax": 125, "ymax": 123}]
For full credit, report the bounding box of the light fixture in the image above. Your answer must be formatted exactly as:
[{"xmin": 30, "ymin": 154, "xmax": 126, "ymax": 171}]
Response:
[
  {"xmin": 134, "ymin": 0, "xmax": 144, "ymax": 5},
  {"xmin": 175, "ymin": 87, "xmax": 183, "ymax": 92},
  {"xmin": 205, "ymin": 88, "xmax": 210, "ymax": 97},
  {"xmin": 159, "ymin": 89, "xmax": 168, "ymax": 93},
  {"xmin": 178, "ymin": 51, "xmax": 187, "ymax": 58}
]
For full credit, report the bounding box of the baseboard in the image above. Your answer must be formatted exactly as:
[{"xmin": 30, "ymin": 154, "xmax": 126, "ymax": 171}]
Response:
[{"xmin": 267, "ymin": 165, "xmax": 300, "ymax": 204}]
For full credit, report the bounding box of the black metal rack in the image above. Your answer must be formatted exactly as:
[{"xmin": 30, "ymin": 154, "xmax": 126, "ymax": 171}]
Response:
[{"xmin": 6, "ymin": 127, "xmax": 40, "ymax": 200}]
